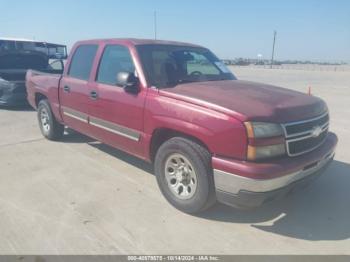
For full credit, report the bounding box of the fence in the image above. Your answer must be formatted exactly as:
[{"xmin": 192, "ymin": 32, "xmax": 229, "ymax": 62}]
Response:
[{"xmin": 229, "ymin": 64, "xmax": 350, "ymax": 72}]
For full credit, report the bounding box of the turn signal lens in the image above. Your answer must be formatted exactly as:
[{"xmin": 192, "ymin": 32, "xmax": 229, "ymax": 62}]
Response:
[{"xmin": 247, "ymin": 144, "xmax": 286, "ymax": 161}]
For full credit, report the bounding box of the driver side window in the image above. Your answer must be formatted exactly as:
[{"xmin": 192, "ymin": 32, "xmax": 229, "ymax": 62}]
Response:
[{"xmin": 96, "ymin": 45, "xmax": 135, "ymax": 86}]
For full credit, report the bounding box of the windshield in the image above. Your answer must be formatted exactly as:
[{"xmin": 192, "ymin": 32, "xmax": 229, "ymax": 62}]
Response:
[{"xmin": 137, "ymin": 44, "xmax": 236, "ymax": 88}]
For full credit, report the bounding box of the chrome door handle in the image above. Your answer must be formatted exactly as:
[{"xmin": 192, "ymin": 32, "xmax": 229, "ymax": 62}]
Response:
[
  {"xmin": 90, "ymin": 90, "xmax": 98, "ymax": 100},
  {"xmin": 63, "ymin": 85, "xmax": 70, "ymax": 93}
]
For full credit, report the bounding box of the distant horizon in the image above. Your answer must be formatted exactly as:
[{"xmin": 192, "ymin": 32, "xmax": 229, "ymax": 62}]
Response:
[
  {"xmin": 1, "ymin": 35, "xmax": 348, "ymax": 64},
  {"xmin": 221, "ymin": 57, "xmax": 350, "ymax": 64},
  {"xmin": 1, "ymin": 0, "xmax": 349, "ymax": 62}
]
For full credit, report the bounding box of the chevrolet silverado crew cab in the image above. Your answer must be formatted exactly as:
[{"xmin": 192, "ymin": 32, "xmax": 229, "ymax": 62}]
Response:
[
  {"xmin": 26, "ymin": 39, "xmax": 338, "ymax": 213},
  {"xmin": 0, "ymin": 37, "xmax": 67, "ymax": 106}
]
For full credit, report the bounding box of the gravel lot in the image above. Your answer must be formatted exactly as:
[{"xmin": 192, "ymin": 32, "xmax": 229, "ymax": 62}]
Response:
[{"xmin": 0, "ymin": 67, "xmax": 349, "ymax": 254}]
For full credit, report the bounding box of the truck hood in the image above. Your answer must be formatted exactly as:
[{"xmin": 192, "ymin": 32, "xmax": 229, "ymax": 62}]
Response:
[{"xmin": 159, "ymin": 80, "xmax": 327, "ymax": 123}]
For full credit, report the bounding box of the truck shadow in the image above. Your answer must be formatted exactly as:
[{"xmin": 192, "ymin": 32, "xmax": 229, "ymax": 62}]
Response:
[
  {"xmin": 200, "ymin": 160, "xmax": 350, "ymax": 241},
  {"xmin": 0, "ymin": 104, "xmax": 34, "ymax": 111},
  {"xmin": 89, "ymin": 141, "xmax": 154, "ymax": 174},
  {"xmin": 62, "ymin": 130, "xmax": 154, "ymax": 174},
  {"xmin": 62, "ymin": 128, "xmax": 96, "ymax": 144}
]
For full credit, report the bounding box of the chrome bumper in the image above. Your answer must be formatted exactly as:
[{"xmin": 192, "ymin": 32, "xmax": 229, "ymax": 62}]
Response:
[{"xmin": 214, "ymin": 151, "xmax": 335, "ymax": 195}]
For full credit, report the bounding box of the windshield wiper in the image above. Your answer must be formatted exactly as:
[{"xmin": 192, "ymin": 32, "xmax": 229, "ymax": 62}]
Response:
[
  {"xmin": 176, "ymin": 79, "xmax": 197, "ymax": 84},
  {"xmin": 205, "ymin": 78, "xmax": 229, "ymax": 81},
  {"xmin": 163, "ymin": 79, "xmax": 196, "ymax": 88}
]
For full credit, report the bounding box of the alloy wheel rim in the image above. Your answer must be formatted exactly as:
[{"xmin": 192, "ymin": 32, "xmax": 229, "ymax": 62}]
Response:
[
  {"xmin": 40, "ymin": 108, "xmax": 50, "ymax": 133},
  {"xmin": 164, "ymin": 153, "xmax": 197, "ymax": 200}
]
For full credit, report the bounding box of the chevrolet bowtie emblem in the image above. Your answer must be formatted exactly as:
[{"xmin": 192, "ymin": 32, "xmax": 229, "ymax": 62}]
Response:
[{"xmin": 311, "ymin": 126, "xmax": 323, "ymax": 138}]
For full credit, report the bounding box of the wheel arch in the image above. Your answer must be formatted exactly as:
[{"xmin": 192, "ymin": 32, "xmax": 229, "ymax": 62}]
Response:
[
  {"xmin": 149, "ymin": 127, "xmax": 211, "ymax": 163},
  {"xmin": 34, "ymin": 92, "xmax": 48, "ymax": 107},
  {"xmin": 34, "ymin": 92, "xmax": 63, "ymax": 123}
]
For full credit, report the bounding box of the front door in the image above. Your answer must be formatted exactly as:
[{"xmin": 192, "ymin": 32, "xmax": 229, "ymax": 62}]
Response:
[{"xmin": 88, "ymin": 44, "xmax": 147, "ymax": 158}]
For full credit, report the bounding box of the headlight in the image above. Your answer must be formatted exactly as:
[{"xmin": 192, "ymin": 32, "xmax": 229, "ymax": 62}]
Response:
[
  {"xmin": 244, "ymin": 122, "xmax": 285, "ymax": 160},
  {"xmin": 244, "ymin": 122, "xmax": 283, "ymax": 138},
  {"xmin": 247, "ymin": 144, "xmax": 286, "ymax": 161}
]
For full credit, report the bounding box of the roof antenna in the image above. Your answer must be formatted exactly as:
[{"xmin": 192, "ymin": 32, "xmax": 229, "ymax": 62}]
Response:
[
  {"xmin": 270, "ymin": 30, "xmax": 277, "ymax": 69},
  {"xmin": 154, "ymin": 11, "xmax": 157, "ymax": 40},
  {"xmin": 308, "ymin": 86, "xmax": 312, "ymax": 95}
]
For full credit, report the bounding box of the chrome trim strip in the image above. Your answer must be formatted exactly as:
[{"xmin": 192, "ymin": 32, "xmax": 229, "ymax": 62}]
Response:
[
  {"xmin": 62, "ymin": 107, "xmax": 88, "ymax": 123},
  {"xmin": 286, "ymin": 133, "xmax": 328, "ymax": 157},
  {"xmin": 285, "ymin": 125, "xmax": 329, "ymax": 157},
  {"xmin": 282, "ymin": 111, "xmax": 329, "ymax": 138},
  {"xmin": 89, "ymin": 117, "xmax": 140, "ymax": 142},
  {"xmin": 61, "ymin": 106, "xmax": 140, "ymax": 142},
  {"xmin": 282, "ymin": 111, "xmax": 329, "ymax": 128},
  {"xmin": 63, "ymin": 112, "xmax": 88, "ymax": 123},
  {"xmin": 281, "ymin": 112, "xmax": 329, "ymax": 156},
  {"xmin": 287, "ymin": 124, "xmax": 328, "ymax": 143},
  {"xmin": 285, "ymin": 122, "xmax": 329, "ymax": 139},
  {"xmin": 213, "ymin": 152, "xmax": 334, "ymax": 194}
]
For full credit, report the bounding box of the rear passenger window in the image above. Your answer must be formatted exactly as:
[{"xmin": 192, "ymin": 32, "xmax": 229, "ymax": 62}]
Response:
[
  {"xmin": 96, "ymin": 45, "xmax": 135, "ymax": 86},
  {"xmin": 68, "ymin": 45, "xmax": 98, "ymax": 80}
]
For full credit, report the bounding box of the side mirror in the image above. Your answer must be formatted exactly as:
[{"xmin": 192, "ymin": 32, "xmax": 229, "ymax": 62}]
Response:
[{"xmin": 116, "ymin": 72, "xmax": 139, "ymax": 93}]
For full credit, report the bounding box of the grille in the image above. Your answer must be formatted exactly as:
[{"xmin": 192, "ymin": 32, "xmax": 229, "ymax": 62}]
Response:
[
  {"xmin": 283, "ymin": 112, "xmax": 329, "ymax": 156},
  {"xmin": 284, "ymin": 113, "xmax": 329, "ymax": 136}
]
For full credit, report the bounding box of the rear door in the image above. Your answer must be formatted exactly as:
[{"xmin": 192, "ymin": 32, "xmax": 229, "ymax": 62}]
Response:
[
  {"xmin": 59, "ymin": 44, "xmax": 98, "ymax": 135},
  {"xmin": 88, "ymin": 44, "xmax": 147, "ymax": 158}
]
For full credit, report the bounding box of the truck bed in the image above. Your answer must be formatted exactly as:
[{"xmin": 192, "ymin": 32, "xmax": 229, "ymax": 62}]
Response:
[{"xmin": 25, "ymin": 69, "xmax": 63, "ymax": 116}]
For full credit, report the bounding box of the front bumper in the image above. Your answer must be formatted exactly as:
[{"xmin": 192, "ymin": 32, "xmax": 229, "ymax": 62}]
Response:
[{"xmin": 212, "ymin": 132, "xmax": 337, "ymax": 209}]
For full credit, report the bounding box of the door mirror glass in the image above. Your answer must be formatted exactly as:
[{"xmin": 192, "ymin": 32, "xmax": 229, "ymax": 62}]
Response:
[{"xmin": 116, "ymin": 71, "xmax": 139, "ymax": 93}]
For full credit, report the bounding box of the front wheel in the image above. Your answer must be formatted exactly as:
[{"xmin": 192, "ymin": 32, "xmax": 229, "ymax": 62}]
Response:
[
  {"xmin": 154, "ymin": 137, "xmax": 216, "ymax": 213},
  {"xmin": 37, "ymin": 99, "xmax": 64, "ymax": 140}
]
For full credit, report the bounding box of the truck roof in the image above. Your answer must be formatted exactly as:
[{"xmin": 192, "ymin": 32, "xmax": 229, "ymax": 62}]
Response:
[
  {"xmin": 75, "ymin": 38, "xmax": 204, "ymax": 48},
  {"xmin": 0, "ymin": 37, "xmax": 66, "ymax": 47},
  {"xmin": 0, "ymin": 37, "xmax": 37, "ymax": 42}
]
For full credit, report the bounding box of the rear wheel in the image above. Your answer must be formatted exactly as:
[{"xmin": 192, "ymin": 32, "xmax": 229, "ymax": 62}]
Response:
[
  {"xmin": 37, "ymin": 99, "xmax": 64, "ymax": 140},
  {"xmin": 154, "ymin": 137, "xmax": 216, "ymax": 213}
]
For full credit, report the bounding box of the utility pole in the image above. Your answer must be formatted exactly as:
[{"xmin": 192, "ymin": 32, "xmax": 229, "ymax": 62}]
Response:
[
  {"xmin": 270, "ymin": 30, "xmax": 277, "ymax": 69},
  {"xmin": 154, "ymin": 11, "xmax": 157, "ymax": 40}
]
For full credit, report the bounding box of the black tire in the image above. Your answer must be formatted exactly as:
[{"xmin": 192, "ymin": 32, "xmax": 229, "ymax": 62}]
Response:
[
  {"xmin": 154, "ymin": 137, "xmax": 216, "ymax": 214},
  {"xmin": 37, "ymin": 99, "xmax": 64, "ymax": 140}
]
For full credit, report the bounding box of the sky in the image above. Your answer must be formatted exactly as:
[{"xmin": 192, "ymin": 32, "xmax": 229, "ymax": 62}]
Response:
[{"xmin": 0, "ymin": 0, "xmax": 349, "ymax": 62}]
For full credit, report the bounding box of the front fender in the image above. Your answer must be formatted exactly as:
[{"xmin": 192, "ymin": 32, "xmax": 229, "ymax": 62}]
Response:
[{"xmin": 144, "ymin": 93, "xmax": 247, "ymax": 160}]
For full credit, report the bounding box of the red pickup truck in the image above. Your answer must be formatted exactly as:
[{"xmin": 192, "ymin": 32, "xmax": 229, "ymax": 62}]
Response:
[{"xmin": 26, "ymin": 38, "xmax": 337, "ymax": 213}]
